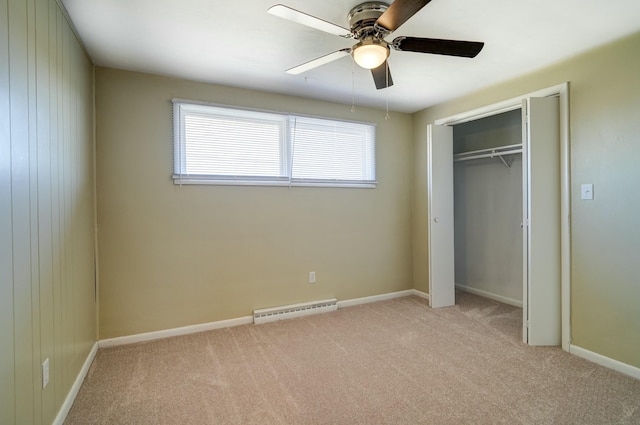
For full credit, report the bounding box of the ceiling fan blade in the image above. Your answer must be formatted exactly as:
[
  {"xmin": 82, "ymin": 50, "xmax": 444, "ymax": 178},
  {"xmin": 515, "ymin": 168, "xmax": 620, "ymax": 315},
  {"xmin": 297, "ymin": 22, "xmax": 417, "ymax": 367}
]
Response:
[
  {"xmin": 371, "ymin": 61, "xmax": 394, "ymax": 90},
  {"xmin": 268, "ymin": 4, "xmax": 351, "ymax": 37},
  {"xmin": 286, "ymin": 49, "xmax": 351, "ymax": 75},
  {"xmin": 393, "ymin": 36, "xmax": 484, "ymax": 58},
  {"xmin": 376, "ymin": 0, "xmax": 432, "ymax": 32}
]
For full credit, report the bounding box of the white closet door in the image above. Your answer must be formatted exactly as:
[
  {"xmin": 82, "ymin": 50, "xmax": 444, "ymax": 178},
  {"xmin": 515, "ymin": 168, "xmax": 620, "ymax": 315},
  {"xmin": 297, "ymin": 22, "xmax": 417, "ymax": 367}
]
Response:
[
  {"xmin": 427, "ymin": 124, "xmax": 455, "ymax": 308},
  {"xmin": 523, "ymin": 97, "xmax": 561, "ymax": 345}
]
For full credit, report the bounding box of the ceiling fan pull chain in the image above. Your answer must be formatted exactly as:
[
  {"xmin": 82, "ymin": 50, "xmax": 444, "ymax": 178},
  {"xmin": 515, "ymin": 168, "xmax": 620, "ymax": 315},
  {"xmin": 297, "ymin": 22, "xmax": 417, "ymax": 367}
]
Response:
[
  {"xmin": 385, "ymin": 61, "xmax": 390, "ymax": 120},
  {"xmin": 351, "ymin": 57, "xmax": 356, "ymax": 113},
  {"xmin": 385, "ymin": 96, "xmax": 389, "ymax": 120}
]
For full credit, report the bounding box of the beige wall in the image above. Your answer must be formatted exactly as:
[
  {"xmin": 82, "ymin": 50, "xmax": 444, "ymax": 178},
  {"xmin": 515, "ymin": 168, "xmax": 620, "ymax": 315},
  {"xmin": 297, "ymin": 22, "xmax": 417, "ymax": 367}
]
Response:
[
  {"xmin": 413, "ymin": 32, "xmax": 640, "ymax": 367},
  {"xmin": 0, "ymin": 0, "xmax": 96, "ymax": 424},
  {"xmin": 95, "ymin": 68, "xmax": 414, "ymax": 339}
]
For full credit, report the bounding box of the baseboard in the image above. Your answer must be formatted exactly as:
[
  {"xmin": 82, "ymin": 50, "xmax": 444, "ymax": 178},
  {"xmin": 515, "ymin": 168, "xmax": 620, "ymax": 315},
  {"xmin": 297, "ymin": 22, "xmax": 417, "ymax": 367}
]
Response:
[
  {"xmin": 99, "ymin": 316, "xmax": 254, "ymax": 348},
  {"xmin": 99, "ymin": 289, "xmax": 425, "ymax": 348},
  {"xmin": 336, "ymin": 289, "xmax": 415, "ymax": 308},
  {"xmin": 412, "ymin": 289, "xmax": 430, "ymax": 300},
  {"xmin": 52, "ymin": 341, "xmax": 99, "ymax": 425},
  {"xmin": 570, "ymin": 345, "xmax": 640, "ymax": 380},
  {"xmin": 455, "ymin": 284, "xmax": 523, "ymax": 308}
]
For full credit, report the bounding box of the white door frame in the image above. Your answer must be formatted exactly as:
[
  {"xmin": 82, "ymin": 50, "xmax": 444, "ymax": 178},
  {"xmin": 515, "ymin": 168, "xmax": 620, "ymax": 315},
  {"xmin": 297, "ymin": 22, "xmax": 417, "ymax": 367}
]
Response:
[{"xmin": 433, "ymin": 83, "xmax": 571, "ymax": 351}]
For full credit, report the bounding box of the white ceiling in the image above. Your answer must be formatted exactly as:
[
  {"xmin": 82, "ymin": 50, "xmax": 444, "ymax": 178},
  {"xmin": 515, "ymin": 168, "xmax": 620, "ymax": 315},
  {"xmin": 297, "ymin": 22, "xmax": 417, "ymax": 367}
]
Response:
[{"xmin": 61, "ymin": 0, "xmax": 640, "ymax": 113}]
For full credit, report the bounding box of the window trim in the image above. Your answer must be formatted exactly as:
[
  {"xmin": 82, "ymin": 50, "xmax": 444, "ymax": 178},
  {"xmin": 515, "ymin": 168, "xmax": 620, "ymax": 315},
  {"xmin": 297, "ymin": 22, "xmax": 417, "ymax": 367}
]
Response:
[{"xmin": 172, "ymin": 99, "xmax": 377, "ymax": 188}]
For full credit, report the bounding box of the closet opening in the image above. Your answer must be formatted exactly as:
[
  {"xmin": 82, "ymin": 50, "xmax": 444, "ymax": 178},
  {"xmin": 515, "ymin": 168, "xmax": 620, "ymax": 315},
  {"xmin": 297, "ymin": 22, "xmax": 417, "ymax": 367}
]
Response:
[
  {"xmin": 452, "ymin": 109, "xmax": 524, "ymax": 309},
  {"xmin": 428, "ymin": 83, "xmax": 569, "ymax": 348}
]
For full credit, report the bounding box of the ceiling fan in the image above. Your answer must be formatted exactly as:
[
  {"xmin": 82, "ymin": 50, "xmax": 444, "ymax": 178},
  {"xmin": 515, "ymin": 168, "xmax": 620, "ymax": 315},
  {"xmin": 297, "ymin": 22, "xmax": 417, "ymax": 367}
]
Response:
[{"xmin": 268, "ymin": 0, "xmax": 485, "ymax": 89}]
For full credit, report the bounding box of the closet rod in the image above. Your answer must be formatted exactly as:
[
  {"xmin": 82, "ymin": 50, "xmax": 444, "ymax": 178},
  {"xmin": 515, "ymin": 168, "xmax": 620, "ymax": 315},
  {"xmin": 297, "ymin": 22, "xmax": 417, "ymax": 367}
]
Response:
[
  {"xmin": 453, "ymin": 148, "xmax": 523, "ymax": 163},
  {"xmin": 454, "ymin": 143, "xmax": 522, "ymax": 159}
]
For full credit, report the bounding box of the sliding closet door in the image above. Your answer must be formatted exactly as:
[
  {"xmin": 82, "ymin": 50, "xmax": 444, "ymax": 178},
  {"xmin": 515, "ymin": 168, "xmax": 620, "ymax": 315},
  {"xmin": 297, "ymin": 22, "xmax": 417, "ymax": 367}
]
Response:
[
  {"xmin": 427, "ymin": 125, "xmax": 455, "ymax": 308},
  {"xmin": 522, "ymin": 97, "xmax": 561, "ymax": 345}
]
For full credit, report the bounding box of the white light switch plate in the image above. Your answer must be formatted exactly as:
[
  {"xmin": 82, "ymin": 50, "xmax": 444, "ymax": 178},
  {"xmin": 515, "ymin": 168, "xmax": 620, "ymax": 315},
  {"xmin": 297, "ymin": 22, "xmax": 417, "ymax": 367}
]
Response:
[
  {"xmin": 581, "ymin": 184, "xmax": 594, "ymax": 200},
  {"xmin": 42, "ymin": 358, "xmax": 49, "ymax": 389}
]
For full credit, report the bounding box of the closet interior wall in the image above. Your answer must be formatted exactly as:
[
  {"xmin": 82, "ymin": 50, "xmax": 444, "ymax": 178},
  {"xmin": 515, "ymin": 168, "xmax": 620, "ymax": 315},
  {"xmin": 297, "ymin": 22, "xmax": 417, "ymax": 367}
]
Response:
[{"xmin": 453, "ymin": 110, "xmax": 523, "ymax": 306}]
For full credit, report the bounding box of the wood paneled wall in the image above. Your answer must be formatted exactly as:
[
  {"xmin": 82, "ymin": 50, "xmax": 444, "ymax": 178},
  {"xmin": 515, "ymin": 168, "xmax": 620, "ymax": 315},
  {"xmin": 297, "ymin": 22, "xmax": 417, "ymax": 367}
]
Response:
[{"xmin": 0, "ymin": 0, "xmax": 96, "ymax": 423}]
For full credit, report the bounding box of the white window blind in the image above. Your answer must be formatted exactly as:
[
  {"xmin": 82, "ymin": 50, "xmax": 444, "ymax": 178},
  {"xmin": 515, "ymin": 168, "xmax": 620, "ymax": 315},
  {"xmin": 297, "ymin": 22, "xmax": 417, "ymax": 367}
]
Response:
[
  {"xmin": 290, "ymin": 116, "xmax": 376, "ymax": 185},
  {"xmin": 174, "ymin": 103, "xmax": 288, "ymax": 182},
  {"xmin": 173, "ymin": 100, "xmax": 376, "ymax": 187}
]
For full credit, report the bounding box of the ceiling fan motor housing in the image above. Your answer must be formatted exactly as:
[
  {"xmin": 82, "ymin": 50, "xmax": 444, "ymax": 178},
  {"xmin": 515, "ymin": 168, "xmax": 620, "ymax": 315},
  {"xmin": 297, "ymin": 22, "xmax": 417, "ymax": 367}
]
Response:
[{"xmin": 348, "ymin": 2, "xmax": 390, "ymax": 39}]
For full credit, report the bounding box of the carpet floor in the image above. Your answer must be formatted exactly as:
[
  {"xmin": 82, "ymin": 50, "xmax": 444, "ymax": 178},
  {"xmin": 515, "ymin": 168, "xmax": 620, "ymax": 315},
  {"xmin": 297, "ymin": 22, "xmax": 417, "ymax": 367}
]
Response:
[{"xmin": 65, "ymin": 292, "xmax": 640, "ymax": 424}]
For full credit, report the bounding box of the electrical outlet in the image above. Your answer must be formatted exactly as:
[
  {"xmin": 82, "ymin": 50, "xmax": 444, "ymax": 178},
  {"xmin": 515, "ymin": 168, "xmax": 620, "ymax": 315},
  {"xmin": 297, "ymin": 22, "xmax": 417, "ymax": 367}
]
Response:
[
  {"xmin": 309, "ymin": 271, "xmax": 316, "ymax": 283},
  {"xmin": 42, "ymin": 358, "xmax": 49, "ymax": 389}
]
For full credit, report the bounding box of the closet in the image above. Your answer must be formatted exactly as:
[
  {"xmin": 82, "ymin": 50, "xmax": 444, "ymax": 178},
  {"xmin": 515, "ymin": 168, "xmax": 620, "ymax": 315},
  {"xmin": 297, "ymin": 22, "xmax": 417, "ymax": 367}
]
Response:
[
  {"xmin": 427, "ymin": 94, "xmax": 562, "ymax": 346},
  {"xmin": 452, "ymin": 110, "xmax": 523, "ymax": 307}
]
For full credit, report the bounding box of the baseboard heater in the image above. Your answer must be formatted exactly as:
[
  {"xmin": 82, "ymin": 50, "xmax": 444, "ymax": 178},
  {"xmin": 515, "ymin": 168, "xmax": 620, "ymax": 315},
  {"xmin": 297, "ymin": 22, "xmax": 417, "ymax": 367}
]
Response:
[{"xmin": 253, "ymin": 298, "xmax": 338, "ymax": 324}]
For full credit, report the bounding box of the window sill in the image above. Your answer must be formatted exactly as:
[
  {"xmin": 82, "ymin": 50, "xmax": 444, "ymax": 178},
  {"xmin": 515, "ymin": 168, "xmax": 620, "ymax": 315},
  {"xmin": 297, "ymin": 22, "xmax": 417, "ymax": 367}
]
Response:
[{"xmin": 172, "ymin": 176, "xmax": 376, "ymax": 189}]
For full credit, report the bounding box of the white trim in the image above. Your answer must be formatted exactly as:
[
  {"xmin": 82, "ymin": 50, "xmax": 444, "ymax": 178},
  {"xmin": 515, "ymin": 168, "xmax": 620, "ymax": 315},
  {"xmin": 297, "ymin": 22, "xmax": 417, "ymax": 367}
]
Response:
[
  {"xmin": 432, "ymin": 82, "xmax": 571, "ymax": 351},
  {"xmin": 171, "ymin": 177, "xmax": 376, "ymax": 189},
  {"xmin": 558, "ymin": 83, "xmax": 571, "ymax": 352},
  {"xmin": 436, "ymin": 103, "xmax": 522, "ymax": 126},
  {"xmin": 99, "ymin": 316, "xmax": 253, "ymax": 348},
  {"xmin": 455, "ymin": 284, "xmax": 523, "ymax": 308},
  {"xmin": 52, "ymin": 342, "xmax": 99, "ymax": 425},
  {"xmin": 434, "ymin": 84, "xmax": 568, "ymax": 126},
  {"xmin": 336, "ymin": 289, "xmax": 415, "ymax": 308},
  {"xmin": 99, "ymin": 290, "xmax": 426, "ymax": 348},
  {"xmin": 570, "ymin": 345, "xmax": 640, "ymax": 380},
  {"xmin": 412, "ymin": 289, "xmax": 430, "ymax": 300}
]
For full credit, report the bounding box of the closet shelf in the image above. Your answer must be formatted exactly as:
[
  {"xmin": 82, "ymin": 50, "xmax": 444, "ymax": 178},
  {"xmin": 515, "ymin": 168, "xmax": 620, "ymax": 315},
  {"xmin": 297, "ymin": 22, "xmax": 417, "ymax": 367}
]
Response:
[{"xmin": 453, "ymin": 143, "xmax": 522, "ymax": 168}]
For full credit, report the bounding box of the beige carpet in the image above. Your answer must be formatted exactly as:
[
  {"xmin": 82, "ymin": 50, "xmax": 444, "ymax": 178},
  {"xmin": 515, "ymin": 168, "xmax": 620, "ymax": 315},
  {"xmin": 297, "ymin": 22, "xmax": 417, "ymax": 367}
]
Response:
[{"xmin": 65, "ymin": 292, "xmax": 640, "ymax": 424}]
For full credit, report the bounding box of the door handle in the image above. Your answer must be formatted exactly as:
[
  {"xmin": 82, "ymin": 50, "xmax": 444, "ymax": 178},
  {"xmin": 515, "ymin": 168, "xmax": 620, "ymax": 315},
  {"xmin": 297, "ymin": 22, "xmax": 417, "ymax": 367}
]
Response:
[{"xmin": 434, "ymin": 217, "xmax": 440, "ymax": 223}]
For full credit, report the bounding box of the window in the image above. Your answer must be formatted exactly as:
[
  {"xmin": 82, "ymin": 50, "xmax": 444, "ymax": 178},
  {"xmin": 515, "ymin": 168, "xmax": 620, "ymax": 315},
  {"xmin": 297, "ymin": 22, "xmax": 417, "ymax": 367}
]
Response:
[{"xmin": 173, "ymin": 100, "xmax": 376, "ymax": 187}]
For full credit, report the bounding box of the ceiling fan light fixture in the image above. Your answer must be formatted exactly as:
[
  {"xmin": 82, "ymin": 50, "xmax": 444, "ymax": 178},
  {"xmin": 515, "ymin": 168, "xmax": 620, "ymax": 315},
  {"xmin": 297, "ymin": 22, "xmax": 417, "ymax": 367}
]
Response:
[{"xmin": 352, "ymin": 38, "xmax": 389, "ymax": 69}]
